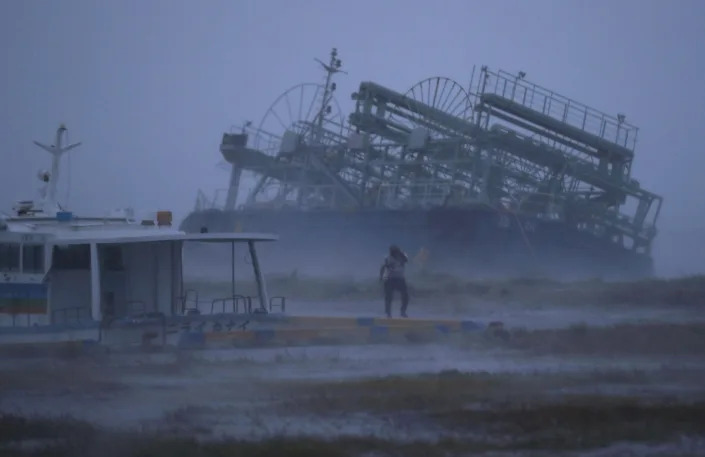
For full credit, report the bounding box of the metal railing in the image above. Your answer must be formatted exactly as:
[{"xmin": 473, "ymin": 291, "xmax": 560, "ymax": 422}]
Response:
[
  {"xmin": 193, "ymin": 188, "xmax": 230, "ymax": 212},
  {"xmin": 51, "ymin": 306, "xmax": 91, "ymax": 325},
  {"xmin": 269, "ymin": 296, "xmax": 286, "ymax": 312},
  {"xmin": 210, "ymin": 295, "xmax": 254, "ymax": 314},
  {"xmin": 480, "ymin": 68, "xmax": 638, "ymax": 151}
]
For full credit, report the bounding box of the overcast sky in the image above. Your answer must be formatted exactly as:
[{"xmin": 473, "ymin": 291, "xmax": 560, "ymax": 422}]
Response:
[{"xmin": 1, "ymin": 0, "xmax": 703, "ymax": 275}]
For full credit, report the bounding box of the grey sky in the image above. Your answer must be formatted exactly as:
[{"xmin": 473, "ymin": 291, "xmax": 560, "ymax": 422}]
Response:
[{"xmin": 1, "ymin": 0, "xmax": 704, "ymax": 275}]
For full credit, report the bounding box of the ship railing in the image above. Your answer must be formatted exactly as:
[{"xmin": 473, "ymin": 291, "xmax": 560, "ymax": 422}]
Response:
[
  {"xmin": 269, "ymin": 296, "xmax": 286, "ymax": 312},
  {"xmin": 99, "ymin": 311, "xmax": 167, "ymax": 347},
  {"xmin": 235, "ymin": 117, "xmax": 352, "ymax": 160},
  {"xmin": 194, "ymin": 189, "xmax": 210, "ymax": 211},
  {"xmin": 243, "ymin": 126, "xmax": 282, "ymax": 157},
  {"xmin": 208, "ymin": 296, "xmax": 287, "ymax": 314},
  {"xmin": 479, "ymin": 68, "xmax": 638, "ymax": 151},
  {"xmin": 178, "ymin": 289, "xmax": 200, "ymax": 314},
  {"xmin": 243, "ymin": 184, "xmax": 356, "ymax": 211},
  {"xmin": 179, "ymin": 294, "xmax": 286, "ymax": 317},
  {"xmin": 556, "ymin": 200, "xmax": 657, "ymax": 252},
  {"xmin": 291, "ymin": 120, "xmax": 353, "ymax": 147},
  {"xmin": 230, "ymin": 122, "xmax": 283, "ymax": 157},
  {"xmin": 300, "ymin": 184, "xmax": 347, "ymax": 210},
  {"xmin": 50, "ymin": 306, "xmax": 92, "ymax": 326},
  {"xmin": 210, "ymin": 295, "xmax": 254, "ymax": 314},
  {"xmin": 375, "ymin": 181, "xmax": 461, "ymax": 208},
  {"xmin": 193, "ymin": 188, "xmax": 230, "ymax": 212},
  {"xmin": 255, "ymin": 134, "xmax": 283, "ymax": 157},
  {"xmin": 1, "ymin": 311, "xmax": 51, "ymax": 328}
]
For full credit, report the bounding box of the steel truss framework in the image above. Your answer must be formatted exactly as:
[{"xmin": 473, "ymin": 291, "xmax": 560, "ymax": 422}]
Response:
[{"xmin": 209, "ymin": 49, "xmax": 662, "ymax": 255}]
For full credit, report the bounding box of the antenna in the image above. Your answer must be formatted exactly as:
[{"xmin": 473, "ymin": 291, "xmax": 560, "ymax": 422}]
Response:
[
  {"xmin": 33, "ymin": 124, "xmax": 82, "ymax": 210},
  {"xmin": 313, "ymin": 48, "xmax": 346, "ymax": 143}
]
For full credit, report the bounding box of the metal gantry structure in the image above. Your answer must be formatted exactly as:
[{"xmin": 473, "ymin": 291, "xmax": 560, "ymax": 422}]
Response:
[{"xmin": 207, "ymin": 49, "xmax": 662, "ymax": 256}]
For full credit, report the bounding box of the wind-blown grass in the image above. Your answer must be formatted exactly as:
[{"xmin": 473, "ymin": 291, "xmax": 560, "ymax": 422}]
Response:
[{"xmin": 3, "ymin": 396, "xmax": 705, "ymax": 456}]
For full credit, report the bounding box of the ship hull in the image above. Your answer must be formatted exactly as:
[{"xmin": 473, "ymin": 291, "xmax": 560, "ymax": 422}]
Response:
[{"xmin": 179, "ymin": 207, "xmax": 653, "ymax": 281}]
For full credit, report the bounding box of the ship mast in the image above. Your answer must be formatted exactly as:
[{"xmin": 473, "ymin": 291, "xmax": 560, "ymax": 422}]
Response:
[
  {"xmin": 313, "ymin": 48, "xmax": 345, "ymax": 144},
  {"xmin": 33, "ymin": 124, "xmax": 82, "ymax": 213}
]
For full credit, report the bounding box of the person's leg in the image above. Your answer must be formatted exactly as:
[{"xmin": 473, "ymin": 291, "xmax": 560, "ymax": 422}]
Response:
[
  {"xmin": 383, "ymin": 279, "xmax": 393, "ymax": 318},
  {"xmin": 399, "ymin": 279, "xmax": 410, "ymax": 317}
]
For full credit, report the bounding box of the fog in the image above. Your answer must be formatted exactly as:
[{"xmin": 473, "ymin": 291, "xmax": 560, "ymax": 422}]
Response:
[{"xmin": 1, "ymin": 0, "xmax": 704, "ymax": 278}]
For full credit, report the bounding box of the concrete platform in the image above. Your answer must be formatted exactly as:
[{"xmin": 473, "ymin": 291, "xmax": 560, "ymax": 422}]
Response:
[
  {"xmin": 180, "ymin": 316, "xmax": 502, "ymax": 349},
  {"xmin": 0, "ymin": 314, "xmax": 505, "ymax": 354}
]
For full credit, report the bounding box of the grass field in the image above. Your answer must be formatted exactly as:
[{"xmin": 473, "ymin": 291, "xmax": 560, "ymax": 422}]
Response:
[{"xmin": 3, "ymin": 393, "xmax": 705, "ymax": 456}]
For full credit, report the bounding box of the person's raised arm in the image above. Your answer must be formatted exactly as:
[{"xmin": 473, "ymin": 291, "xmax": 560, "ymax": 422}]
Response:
[{"xmin": 399, "ymin": 250, "xmax": 409, "ymax": 263}]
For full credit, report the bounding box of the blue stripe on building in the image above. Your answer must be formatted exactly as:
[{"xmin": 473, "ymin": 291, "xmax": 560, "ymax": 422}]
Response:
[
  {"xmin": 0, "ymin": 283, "xmax": 48, "ymax": 313},
  {"xmin": 0, "ymin": 283, "xmax": 48, "ymax": 300}
]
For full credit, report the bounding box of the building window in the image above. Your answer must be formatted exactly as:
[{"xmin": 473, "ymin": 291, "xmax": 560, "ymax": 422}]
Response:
[
  {"xmin": 0, "ymin": 244, "xmax": 20, "ymax": 272},
  {"xmin": 52, "ymin": 244, "xmax": 91, "ymax": 270},
  {"xmin": 22, "ymin": 244, "xmax": 45, "ymax": 274}
]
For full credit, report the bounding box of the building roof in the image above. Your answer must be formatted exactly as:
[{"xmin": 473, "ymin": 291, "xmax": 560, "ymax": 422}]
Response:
[
  {"xmin": 51, "ymin": 231, "xmax": 279, "ymax": 245},
  {"xmin": 0, "ymin": 224, "xmax": 279, "ymax": 245}
]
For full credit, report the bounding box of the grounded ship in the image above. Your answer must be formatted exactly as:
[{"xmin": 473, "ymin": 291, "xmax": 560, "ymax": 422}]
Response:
[{"xmin": 180, "ymin": 49, "xmax": 663, "ymax": 280}]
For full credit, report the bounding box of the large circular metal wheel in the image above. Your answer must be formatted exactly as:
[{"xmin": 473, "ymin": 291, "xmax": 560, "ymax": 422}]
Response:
[
  {"xmin": 406, "ymin": 77, "xmax": 473, "ymax": 120},
  {"xmin": 369, "ymin": 77, "xmax": 472, "ymax": 144},
  {"xmin": 253, "ymin": 83, "xmax": 345, "ymax": 156},
  {"xmin": 383, "ymin": 77, "xmax": 473, "ymax": 140}
]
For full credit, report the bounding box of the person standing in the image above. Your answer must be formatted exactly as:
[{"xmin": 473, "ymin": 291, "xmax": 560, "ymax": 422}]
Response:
[{"xmin": 379, "ymin": 245, "xmax": 410, "ymax": 318}]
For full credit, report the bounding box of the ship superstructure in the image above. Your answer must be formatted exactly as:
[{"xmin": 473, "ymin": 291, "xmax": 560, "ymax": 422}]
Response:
[{"xmin": 181, "ymin": 49, "xmax": 663, "ymax": 280}]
